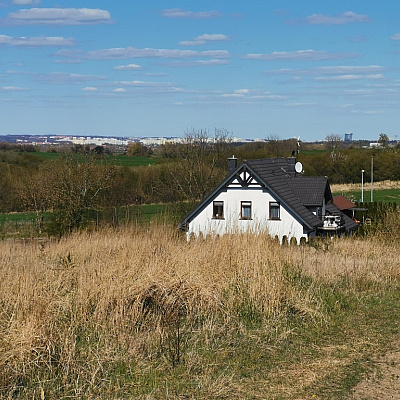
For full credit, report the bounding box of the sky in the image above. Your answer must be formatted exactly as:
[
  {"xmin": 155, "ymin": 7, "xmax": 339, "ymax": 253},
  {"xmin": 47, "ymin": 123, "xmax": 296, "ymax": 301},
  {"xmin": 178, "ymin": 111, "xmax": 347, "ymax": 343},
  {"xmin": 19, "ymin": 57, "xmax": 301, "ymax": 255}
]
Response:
[{"xmin": 0, "ymin": 1, "xmax": 400, "ymax": 141}]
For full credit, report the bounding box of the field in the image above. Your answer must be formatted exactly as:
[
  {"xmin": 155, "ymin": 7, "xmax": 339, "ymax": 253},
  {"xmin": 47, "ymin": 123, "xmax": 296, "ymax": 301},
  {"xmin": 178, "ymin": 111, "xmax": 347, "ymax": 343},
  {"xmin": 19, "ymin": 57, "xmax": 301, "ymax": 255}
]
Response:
[
  {"xmin": 331, "ymin": 181, "xmax": 400, "ymax": 203},
  {"xmin": 1, "ymin": 221, "xmax": 400, "ymax": 399},
  {"xmin": 0, "ymin": 203, "xmax": 193, "ymax": 239},
  {"xmin": 29, "ymin": 152, "xmax": 159, "ymax": 167}
]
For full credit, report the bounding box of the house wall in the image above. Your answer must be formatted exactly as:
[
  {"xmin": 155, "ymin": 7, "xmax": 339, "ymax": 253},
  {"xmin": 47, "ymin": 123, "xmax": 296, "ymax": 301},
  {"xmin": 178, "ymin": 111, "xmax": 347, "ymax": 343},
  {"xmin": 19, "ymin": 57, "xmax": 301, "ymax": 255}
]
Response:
[{"xmin": 186, "ymin": 186, "xmax": 309, "ymax": 243}]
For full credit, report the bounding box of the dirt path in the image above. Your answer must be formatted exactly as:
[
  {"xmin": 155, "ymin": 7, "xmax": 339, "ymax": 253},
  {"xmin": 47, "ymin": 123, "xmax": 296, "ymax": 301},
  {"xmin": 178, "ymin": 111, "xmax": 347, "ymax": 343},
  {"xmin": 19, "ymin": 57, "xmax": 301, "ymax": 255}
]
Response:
[{"xmin": 348, "ymin": 343, "xmax": 400, "ymax": 399}]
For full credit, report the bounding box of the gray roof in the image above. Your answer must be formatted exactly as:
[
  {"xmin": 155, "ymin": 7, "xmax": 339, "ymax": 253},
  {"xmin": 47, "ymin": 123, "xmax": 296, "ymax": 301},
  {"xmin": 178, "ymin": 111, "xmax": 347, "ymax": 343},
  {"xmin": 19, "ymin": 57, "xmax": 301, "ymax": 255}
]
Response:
[
  {"xmin": 246, "ymin": 158, "xmax": 324, "ymax": 229},
  {"xmin": 288, "ymin": 177, "xmax": 331, "ymax": 206}
]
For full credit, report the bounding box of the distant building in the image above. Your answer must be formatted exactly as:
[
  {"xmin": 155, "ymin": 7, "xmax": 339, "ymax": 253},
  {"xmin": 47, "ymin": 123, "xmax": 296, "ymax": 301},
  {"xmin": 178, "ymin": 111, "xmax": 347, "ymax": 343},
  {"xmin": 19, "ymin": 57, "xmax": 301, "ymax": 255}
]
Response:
[{"xmin": 344, "ymin": 132, "xmax": 353, "ymax": 142}]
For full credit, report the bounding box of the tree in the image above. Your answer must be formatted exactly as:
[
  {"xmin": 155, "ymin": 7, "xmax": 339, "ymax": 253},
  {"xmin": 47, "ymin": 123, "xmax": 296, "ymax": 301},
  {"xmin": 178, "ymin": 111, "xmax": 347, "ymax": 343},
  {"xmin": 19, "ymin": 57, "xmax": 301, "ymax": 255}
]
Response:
[
  {"xmin": 378, "ymin": 133, "xmax": 389, "ymax": 148},
  {"xmin": 161, "ymin": 128, "xmax": 232, "ymax": 201},
  {"xmin": 18, "ymin": 167, "xmax": 54, "ymax": 233},
  {"xmin": 126, "ymin": 142, "xmax": 150, "ymax": 156},
  {"xmin": 48, "ymin": 155, "xmax": 115, "ymax": 234},
  {"xmin": 326, "ymin": 134, "xmax": 342, "ymax": 151}
]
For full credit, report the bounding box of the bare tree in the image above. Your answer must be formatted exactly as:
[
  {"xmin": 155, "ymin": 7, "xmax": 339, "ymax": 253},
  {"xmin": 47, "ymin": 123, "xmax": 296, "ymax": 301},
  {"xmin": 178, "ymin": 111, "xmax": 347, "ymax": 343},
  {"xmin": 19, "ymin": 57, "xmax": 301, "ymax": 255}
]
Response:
[
  {"xmin": 326, "ymin": 134, "xmax": 343, "ymax": 151},
  {"xmin": 164, "ymin": 128, "xmax": 232, "ymax": 201}
]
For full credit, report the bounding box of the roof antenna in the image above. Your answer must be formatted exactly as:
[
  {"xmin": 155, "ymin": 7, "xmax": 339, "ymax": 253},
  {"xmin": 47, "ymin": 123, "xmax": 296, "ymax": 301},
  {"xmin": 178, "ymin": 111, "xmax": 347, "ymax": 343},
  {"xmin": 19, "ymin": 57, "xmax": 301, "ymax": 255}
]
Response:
[{"xmin": 291, "ymin": 136, "xmax": 301, "ymax": 157}]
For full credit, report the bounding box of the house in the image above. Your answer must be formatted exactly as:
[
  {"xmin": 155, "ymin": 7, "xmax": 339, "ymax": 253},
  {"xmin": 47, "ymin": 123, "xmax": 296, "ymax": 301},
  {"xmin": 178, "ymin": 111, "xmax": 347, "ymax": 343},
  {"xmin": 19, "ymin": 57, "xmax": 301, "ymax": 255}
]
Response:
[
  {"xmin": 179, "ymin": 157, "xmax": 359, "ymax": 242},
  {"xmin": 333, "ymin": 195, "xmax": 366, "ymax": 224}
]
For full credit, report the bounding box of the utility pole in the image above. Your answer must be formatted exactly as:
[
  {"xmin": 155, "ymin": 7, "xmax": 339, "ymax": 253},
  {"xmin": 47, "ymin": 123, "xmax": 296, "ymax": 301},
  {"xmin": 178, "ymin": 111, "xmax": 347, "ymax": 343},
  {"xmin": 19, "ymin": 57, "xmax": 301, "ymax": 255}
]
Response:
[
  {"xmin": 371, "ymin": 156, "xmax": 374, "ymax": 202},
  {"xmin": 361, "ymin": 170, "xmax": 364, "ymax": 202}
]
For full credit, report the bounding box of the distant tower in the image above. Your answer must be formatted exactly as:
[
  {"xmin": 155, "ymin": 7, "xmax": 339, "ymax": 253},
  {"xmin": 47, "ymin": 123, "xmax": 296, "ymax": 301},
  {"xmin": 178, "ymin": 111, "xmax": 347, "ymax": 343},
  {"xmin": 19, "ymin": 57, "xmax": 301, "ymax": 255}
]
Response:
[{"xmin": 344, "ymin": 132, "xmax": 353, "ymax": 142}]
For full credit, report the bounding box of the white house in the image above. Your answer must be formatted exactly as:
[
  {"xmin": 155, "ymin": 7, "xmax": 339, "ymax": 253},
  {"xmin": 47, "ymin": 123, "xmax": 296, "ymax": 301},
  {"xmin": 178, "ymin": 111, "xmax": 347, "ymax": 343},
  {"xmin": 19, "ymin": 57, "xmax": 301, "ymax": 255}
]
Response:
[{"xmin": 179, "ymin": 157, "xmax": 359, "ymax": 242}]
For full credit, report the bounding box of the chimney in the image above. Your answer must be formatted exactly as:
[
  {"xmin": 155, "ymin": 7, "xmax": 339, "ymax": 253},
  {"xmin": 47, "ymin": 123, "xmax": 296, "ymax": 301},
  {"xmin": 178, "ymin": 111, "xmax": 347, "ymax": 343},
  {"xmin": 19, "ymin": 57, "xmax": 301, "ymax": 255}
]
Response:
[
  {"xmin": 287, "ymin": 156, "xmax": 296, "ymax": 174},
  {"xmin": 228, "ymin": 156, "xmax": 237, "ymax": 174}
]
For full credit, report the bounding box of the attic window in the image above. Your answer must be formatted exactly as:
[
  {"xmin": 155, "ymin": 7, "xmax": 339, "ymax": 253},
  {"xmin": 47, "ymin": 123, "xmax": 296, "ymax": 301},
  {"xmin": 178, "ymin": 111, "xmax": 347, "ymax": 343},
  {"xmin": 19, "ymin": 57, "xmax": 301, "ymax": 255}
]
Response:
[
  {"xmin": 213, "ymin": 201, "xmax": 224, "ymax": 219},
  {"xmin": 269, "ymin": 202, "xmax": 280, "ymax": 220},
  {"xmin": 241, "ymin": 201, "xmax": 252, "ymax": 220}
]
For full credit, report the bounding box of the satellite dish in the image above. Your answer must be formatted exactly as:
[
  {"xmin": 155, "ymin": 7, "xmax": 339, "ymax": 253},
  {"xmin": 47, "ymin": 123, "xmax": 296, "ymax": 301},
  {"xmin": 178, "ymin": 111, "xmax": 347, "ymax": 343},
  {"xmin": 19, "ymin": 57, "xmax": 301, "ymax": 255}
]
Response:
[{"xmin": 295, "ymin": 162, "xmax": 303, "ymax": 173}]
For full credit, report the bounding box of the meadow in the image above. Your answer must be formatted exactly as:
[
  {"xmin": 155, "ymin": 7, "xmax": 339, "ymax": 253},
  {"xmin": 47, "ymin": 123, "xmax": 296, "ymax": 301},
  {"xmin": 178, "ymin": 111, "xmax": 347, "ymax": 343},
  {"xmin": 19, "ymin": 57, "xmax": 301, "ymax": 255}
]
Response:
[
  {"xmin": 29, "ymin": 152, "xmax": 159, "ymax": 167},
  {"xmin": 331, "ymin": 181, "xmax": 400, "ymax": 204},
  {"xmin": 1, "ymin": 219, "xmax": 400, "ymax": 399}
]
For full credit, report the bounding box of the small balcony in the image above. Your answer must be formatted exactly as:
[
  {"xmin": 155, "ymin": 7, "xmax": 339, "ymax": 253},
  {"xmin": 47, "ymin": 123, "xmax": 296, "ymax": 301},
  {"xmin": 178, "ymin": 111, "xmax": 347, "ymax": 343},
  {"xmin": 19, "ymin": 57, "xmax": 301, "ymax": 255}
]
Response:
[{"xmin": 320, "ymin": 214, "xmax": 343, "ymax": 230}]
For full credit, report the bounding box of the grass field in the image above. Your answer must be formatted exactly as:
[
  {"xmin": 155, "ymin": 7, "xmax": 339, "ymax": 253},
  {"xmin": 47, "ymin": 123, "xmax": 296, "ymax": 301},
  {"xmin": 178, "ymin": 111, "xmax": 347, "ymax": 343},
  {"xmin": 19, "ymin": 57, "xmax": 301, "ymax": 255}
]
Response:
[
  {"xmin": 0, "ymin": 203, "xmax": 192, "ymax": 238},
  {"xmin": 332, "ymin": 188, "xmax": 400, "ymax": 203},
  {"xmin": 28, "ymin": 151, "xmax": 159, "ymax": 167},
  {"xmin": 1, "ymin": 221, "xmax": 400, "ymax": 399}
]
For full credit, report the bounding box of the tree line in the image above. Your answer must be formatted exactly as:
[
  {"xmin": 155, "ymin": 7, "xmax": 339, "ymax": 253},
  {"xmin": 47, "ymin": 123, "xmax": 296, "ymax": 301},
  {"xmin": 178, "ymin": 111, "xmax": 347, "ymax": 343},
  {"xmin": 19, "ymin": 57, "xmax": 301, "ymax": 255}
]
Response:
[{"xmin": 1, "ymin": 130, "xmax": 400, "ymax": 234}]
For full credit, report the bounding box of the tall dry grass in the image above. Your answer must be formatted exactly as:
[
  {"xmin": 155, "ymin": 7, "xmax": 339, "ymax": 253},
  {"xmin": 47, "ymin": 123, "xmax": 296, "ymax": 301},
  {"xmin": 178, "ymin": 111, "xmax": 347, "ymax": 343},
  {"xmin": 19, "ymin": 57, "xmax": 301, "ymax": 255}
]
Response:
[{"xmin": 1, "ymin": 220, "xmax": 400, "ymax": 398}]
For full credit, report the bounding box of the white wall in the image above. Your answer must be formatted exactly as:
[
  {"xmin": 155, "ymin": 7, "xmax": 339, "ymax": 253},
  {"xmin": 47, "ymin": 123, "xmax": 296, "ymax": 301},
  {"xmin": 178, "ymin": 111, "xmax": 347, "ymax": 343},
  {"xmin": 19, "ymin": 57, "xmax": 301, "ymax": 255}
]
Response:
[{"xmin": 187, "ymin": 186, "xmax": 308, "ymax": 243}]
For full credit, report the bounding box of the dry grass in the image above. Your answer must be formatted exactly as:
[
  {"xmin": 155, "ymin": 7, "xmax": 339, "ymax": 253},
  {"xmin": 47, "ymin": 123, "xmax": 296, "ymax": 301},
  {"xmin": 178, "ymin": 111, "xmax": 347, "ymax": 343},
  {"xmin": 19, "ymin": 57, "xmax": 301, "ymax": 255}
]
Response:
[
  {"xmin": 331, "ymin": 180, "xmax": 400, "ymax": 193},
  {"xmin": 1, "ymin": 223, "xmax": 400, "ymax": 399}
]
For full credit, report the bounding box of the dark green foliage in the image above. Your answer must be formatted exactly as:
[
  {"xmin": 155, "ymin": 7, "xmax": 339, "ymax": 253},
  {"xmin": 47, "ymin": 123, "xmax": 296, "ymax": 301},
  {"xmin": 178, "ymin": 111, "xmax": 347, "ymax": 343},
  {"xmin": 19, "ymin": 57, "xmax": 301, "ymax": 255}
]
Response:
[{"xmin": 3, "ymin": 140, "xmax": 400, "ymax": 234}]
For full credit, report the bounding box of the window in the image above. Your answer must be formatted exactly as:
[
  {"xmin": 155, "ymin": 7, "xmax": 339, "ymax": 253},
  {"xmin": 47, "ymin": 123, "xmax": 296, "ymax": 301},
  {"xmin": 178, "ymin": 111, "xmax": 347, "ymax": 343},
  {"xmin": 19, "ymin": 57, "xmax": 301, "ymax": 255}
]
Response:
[
  {"xmin": 269, "ymin": 202, "xmax": 280, "ymax": 220},
  {"xmin": 241, "ymin": 201, "xmax": 252, "ymax": 220},
  {"xmin": 213, "ymin": 201, "xmax": 224, "ymax": 219}
]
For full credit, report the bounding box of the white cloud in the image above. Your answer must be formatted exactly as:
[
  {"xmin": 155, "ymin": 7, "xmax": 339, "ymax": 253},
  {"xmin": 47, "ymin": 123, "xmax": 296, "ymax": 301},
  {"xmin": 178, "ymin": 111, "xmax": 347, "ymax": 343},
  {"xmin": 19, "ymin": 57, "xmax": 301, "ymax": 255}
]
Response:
[
  {"xmin": 13, "ymin": 0, "xmax": 41, "ymax": 5},
  {"xmin": 5, "ymin": 8, "xmax": 112, "ymax": 25},
  {"xmin": 113, "ymin": 63, "xmax": 142, "ymax": 70},
  {"xmin": 289, "ymin": 11, "xmax": 371, "ymax": 25},
  {"xmin": 54, "ymin": 59, "xmax": 82, "ymax": 64},
  {"xmin": 36, "ymin": 72, "xmax": 105, "ymax": 84},
  {"xmin": 315, "ymin": 74, "xmax": 384, "ymax": 82},
  {"xmin": 82, "ymin": 87, "xmax": 98, "ymax": 92},
  {"xmin": 169, "ymin": 59, "xmax": 229, "ymax": 67},
  {"xmin": 221, "ymin": 93, "xmax": 244, "ymax": 98},
  {"xmin": 113, "ymin": 88, "xmax": 127, "ymax": 93},
  {"xmin": 351, "ymin": 110, "xmax": 384, "ymax": 115},
  {"xmin": 0, "ymin": 34, "xmax": 74, "ymax": 47},
  {"xmin": 201, "ymin": 50, "xmax": 230, "ymax": 58},
  {"xmin": 391, "ymin": 33, "xmax": 400, "ymax": 40},
  {"xmin": 162, "ymin": 8, "xmax": 221, "ymax": 19},
  {"xmin": 266, "ymin": 65, "xmax": 387, "ymax": 76},
  {"xmin": 180, "ymin": 34, "xmax": 228, "ymax": 46},
  {"xmin": 285, "ymin": 102, "xmax": 317, "ymax": 107},
  {"xmin": 81, "ymin": 47, "xmax": 230, "ymax": 60},
  {"xmin": 112, "ymin": 80, "xmax": 184, "ymax": 94},
  {"xmin": 114, "ymin": 80, "xmax": 161, "ymax": 87},
  {"xmin": 220, "ymin": 89, "xmax": 285, "ymax": 101},
  {"xmin": 234, "ymin": 89, "xmax": 250, "ymax": 94},
  {"xmin": 245, "ymin": 49, "xmax": 359, "ymax": 61},
  {"xmin": 197, "ymin": 59, "xmax": 229, "ymax": 66},
  {"xmin": 2, "ymin": 86, "xmax": 26, "ymax": 91}
]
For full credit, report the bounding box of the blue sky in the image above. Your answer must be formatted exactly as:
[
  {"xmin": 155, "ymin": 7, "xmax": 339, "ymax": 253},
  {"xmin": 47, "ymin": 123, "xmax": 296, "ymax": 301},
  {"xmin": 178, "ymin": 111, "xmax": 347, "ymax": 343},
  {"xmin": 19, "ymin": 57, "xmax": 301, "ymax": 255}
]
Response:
[{"xmin": 0, "ymin": 1, "xmax": 400, "ymax": 141}]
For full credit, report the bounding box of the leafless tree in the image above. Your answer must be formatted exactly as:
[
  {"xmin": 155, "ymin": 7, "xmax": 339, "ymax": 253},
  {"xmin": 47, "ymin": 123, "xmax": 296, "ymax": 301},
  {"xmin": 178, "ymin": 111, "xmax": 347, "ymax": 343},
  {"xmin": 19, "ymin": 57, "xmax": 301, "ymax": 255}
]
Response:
[
  {"xmin": 326, "ymin": 134, "xmax": 343, "ymax": 151},
  {"xmin": 164, "ymin": 128, "xmax": 232, "ymax": 201}
]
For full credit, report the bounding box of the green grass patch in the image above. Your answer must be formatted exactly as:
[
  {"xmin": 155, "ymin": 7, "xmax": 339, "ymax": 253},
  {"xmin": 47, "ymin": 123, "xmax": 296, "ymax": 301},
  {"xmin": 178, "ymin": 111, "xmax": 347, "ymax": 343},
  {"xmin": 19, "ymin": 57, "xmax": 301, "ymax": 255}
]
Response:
[
  {"xmin": 301, "ymin": 149, "xmax": 328, "ymax": 155},
  {"xmin": 28, "ymin": 151, "xmax": 159, "ymax": 167},
  {"xmin": 29, "ymin": 151, "xmax": 60, "ymax": 161},
  {"xmin": 333, "ymin": 188, "xmax": 400, "ymax": 204},
  {"xmin": 0, "ymin": 202, "xmax": 192, "ymax": 238},
  {"xmin": 0, "ymin": 211, "xmax": 39, "ymax": 224}
]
